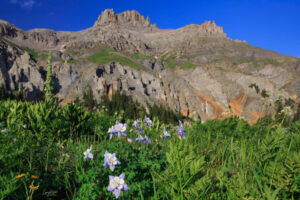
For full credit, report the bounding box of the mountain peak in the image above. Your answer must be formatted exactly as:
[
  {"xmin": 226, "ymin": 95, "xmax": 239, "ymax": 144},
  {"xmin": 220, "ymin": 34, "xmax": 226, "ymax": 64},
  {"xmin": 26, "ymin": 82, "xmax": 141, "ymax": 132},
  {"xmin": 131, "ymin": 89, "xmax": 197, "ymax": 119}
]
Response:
[{"xmin": 94, "ymin": 9, "xmax": 157, "ymax": 29}]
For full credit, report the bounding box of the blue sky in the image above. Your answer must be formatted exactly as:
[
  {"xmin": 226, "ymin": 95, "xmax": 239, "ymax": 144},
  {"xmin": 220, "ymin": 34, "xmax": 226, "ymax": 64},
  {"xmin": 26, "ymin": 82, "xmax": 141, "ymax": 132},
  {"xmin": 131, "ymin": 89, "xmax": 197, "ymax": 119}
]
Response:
[{"xmin": 0, "ymin": 0, "xmax": 299, "ymax": 58}]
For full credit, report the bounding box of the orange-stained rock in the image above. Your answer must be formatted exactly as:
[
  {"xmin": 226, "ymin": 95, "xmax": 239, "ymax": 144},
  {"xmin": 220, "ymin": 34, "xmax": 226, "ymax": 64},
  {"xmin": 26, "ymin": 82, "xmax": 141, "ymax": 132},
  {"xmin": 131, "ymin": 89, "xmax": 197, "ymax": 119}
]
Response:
[
  {"xmin": 229, "ymin": 94, "xmax": 247, "ymax": 117},
  {"xmin": 158, "ymin": 98, "xmax": 165, "ymax": 104},
  {"xmin": 250, "ymin": 110, "xmax": 266, "ymax": 124},
  {"xmin": 291, "ymin": 93, "xmax": 300, "ymax": 103},
  {"xmin": 108, "ymin": 85, "xmax": 113, "ymax": 100},
  {"xmin": 193, "ymin": 89, "xmax": 225, "ymax": 118},
  {"xmin": 180, "ymin": 109, "xmax": 189, "ymax": 117}
]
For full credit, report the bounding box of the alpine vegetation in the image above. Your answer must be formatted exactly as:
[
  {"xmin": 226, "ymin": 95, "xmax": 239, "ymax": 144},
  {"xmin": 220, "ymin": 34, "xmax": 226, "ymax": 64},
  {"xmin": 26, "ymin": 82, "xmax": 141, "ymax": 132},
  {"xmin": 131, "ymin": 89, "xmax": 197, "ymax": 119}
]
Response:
[
  {"xmin": 0, "ymin": 99, "xmax": 299, "ymax": 199},
  {"xmin": 44, "ymin": 52, "xmax": 54, "ymax": 103}
]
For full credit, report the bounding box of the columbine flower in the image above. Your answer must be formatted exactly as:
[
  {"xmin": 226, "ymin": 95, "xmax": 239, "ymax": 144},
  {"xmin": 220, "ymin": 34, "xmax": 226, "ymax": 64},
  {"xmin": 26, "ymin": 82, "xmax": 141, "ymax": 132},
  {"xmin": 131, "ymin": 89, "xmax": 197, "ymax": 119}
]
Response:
[
  {"xmin": 177, "ymin": 120, "xmax": 186, "ymax": 139},
  {"xmin": 163, "ymin": 128, "xmax": 171, "ymax": 138},
  {"xmin": 135, "ymin": 134, "xmax": 144, "ymax": 143},
  {"xmin": 144, "ymin": 136, "xmax": 151, "ymax": 144},
  {"xmin": 107, "ymin": 174, "xmax": 129, "ymax": 199},
  {"xmin": 114, "ymin": 121, "xmax": 127, "ymax": 138},
  {"xmin": 144, "ymin": 116, "xmax": 153, "ymax": 127},
  {"xmin": 133, "ymin": 120, "xmax": 141, "ymax": 129},
  {"xmin": 127, "ymin": 138, "xmax": 133, "ymax": 143},
  {"xmin": 108, "ymin": 126, "xmax": 116, "ymax": 140},
  {"xmin": 1, "ymin": 128, "xmax": 9, "ymax": 133},
  {"xmin": 83, "ymin": 146, "xmax": 93, "ymax": 160},
  {"xmin": 103, "ymin": 151, "xmax": 120, "ymax": 171}
]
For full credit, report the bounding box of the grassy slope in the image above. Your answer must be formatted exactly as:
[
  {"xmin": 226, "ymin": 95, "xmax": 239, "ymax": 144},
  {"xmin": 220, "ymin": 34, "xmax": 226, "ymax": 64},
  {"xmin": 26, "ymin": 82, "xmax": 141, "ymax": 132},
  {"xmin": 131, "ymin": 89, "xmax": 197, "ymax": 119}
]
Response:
[{"xmin": 87, "ymin": 48, "xmax": 144, "ymax": 70}]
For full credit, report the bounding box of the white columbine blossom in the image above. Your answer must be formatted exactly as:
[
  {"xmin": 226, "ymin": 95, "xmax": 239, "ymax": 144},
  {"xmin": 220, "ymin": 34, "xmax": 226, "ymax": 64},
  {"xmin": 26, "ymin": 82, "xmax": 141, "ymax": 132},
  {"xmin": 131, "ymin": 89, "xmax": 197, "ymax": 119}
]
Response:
[{"xmin": 83, "ymin": 145, "xmax": 93, "ymax": 160}]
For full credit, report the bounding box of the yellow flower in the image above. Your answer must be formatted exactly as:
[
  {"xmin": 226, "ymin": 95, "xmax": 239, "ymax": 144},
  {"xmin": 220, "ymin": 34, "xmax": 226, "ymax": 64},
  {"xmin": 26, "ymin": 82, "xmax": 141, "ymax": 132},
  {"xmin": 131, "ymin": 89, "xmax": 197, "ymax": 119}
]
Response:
[
  {"xmin": 29, "ymin": 184, "xmax": 39, "ymax": 190},
  {"xmin": 15, "ymin": 173, "xmax": 25, "ymax": 179},
  {"xmin": 31, "ymin": 175, "xmax": 38, "ymax": 179}
]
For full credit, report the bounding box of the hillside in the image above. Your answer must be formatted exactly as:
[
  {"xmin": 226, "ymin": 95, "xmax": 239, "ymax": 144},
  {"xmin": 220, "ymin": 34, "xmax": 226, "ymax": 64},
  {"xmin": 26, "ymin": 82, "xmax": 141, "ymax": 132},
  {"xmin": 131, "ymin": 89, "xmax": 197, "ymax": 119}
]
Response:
[{"xmin": 0, "ymin": 9, "xmax": 300, "ymax": 122}]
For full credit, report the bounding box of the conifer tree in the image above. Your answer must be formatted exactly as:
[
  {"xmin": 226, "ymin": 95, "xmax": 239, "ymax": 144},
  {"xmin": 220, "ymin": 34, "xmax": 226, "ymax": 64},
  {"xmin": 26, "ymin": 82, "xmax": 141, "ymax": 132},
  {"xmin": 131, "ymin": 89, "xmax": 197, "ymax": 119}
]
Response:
[{"xmin": 44, "ymin": 52, "xmax": 54, "ymax": 103}]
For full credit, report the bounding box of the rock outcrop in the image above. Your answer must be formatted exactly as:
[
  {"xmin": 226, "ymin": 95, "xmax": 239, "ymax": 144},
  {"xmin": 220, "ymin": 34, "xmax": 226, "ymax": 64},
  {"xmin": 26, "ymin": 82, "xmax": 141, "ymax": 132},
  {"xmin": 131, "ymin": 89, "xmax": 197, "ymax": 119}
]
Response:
[
  {"xmin": 94, "ymin": 9, "xmax": 157, "ymax": 30},
  {"xmin": 0, "ymin": 9, "xmax": 299, "ymax": 122},
  {"xmin": 0, "ymin": 40, "xmax": 44, "ymax": 100}
]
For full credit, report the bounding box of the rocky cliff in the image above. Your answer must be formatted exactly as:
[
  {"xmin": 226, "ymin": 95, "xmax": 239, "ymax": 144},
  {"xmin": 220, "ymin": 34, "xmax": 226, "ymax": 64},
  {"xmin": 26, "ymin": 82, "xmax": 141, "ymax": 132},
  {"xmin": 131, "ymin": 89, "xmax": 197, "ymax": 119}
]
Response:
[{"xmin": 0, "ymin": 9, "xmax": 299, "ymax": 122}]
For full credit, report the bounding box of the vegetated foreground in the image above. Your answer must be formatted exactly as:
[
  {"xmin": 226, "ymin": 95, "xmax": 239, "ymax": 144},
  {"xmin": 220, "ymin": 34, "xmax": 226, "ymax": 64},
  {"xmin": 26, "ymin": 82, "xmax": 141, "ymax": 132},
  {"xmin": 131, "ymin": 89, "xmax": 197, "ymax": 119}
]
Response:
[{"xmin": 0, "ymin": 100, "xmax": 300, "ymax": 199}]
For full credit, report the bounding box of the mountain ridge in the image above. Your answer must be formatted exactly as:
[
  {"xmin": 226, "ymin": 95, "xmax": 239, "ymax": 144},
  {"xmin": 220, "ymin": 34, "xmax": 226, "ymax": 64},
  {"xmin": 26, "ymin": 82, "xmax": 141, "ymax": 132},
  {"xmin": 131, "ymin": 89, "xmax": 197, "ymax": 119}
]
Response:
[{"xmin": 0, "ymin": 9, "xmax": 299, "ymax": 123}]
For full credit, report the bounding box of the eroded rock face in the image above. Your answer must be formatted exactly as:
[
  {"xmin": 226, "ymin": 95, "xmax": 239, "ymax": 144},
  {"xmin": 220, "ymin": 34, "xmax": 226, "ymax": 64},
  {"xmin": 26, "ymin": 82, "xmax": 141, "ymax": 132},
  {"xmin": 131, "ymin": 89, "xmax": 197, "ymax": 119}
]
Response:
[
  {"xmin": 0, "ymin": 40, "xmax": 44, "ymax": 100},
  {"xmin": 0, "ymin": 9, "xmax": 299, "ymax": 123},
  {"xmin": 94, "ymin": 9, "xmax": 157, "ymax": 29}
]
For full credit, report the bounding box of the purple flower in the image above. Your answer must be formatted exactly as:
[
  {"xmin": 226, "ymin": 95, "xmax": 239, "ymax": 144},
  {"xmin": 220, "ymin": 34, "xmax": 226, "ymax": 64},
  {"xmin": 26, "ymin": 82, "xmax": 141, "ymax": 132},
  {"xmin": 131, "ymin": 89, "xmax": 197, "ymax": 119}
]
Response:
[
  {"xmin": 144, "ymin": 116, "xmax": 153, "ymax": 128},
  {"xmin": 109, "ymin": 121, "xmax": 127, "ymax": 140},
  {"xmin": 104, "ymin": 151, "xmax": 120, "ymax": 171},
  {"xmin": 133, "ymin": 120, "xmax": 141, "ymax": 129},
  {"xmin": 83, "ymin": 145, "xmax": 93, "ymax": 160},
  {"xmin": 1, "ymin": 128, "xmax": 9, "ymax": 134},
  {"xmin": 108, "ymin": 126, "xmax": 116, "ymax": 140},
  {"xmin": 163, "ymin": 128, "xmax": 171, "ymax": 138},
  {"xmin": 177, "ymin": 120, "xmax": 186, "ymax": 139},
  {"xmin": 135, "ymin": 134, "xmax": 144, "ymax": 143},
  {"xmin": 114, "ymin": 121, "xmax": 127, "ymax": 138},
  {"xmin": 144, "ymin": 136, "xmax": 151, "ymax": 144},
  {"xmin": 107, "ymin": 174, "xmax": 129, "ymax": 199}
]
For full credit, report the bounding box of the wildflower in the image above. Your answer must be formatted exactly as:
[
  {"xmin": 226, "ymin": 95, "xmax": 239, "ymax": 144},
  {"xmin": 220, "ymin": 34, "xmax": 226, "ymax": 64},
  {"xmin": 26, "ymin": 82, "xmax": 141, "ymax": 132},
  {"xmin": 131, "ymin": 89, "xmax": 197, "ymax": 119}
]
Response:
[
  {"xmin": 138, "ymin": 127, "xmax": 144, "ymax": 134},
  {"xmin": 127, "ymin": 138, "xmax": 133, "ymax": 143},
  {"xmin": 83, "ymin": 145, "xmax": 94, "ymax": 160},
  {"xmin": 221, "ymin": 108, "xmax": 230, "ymax": 116},
  {"xmin": 284, "ymin": 128, "xmax": 288, "ymax": 133},
  {"xmin": 31, "ymin": 175, "xmax": 38, "ymax": 179},
  {"xmin": 144, "ymin": 116, "xmax": 153, "ymax": 127},
  {"xmin": 15, "ymin": 173, "xmax": 25, "ymax": 179},
  {"xmin": 113, "ymin": 121, "xmax": 127, "ymax": 139},
  {"xmin": 29, "ymin": 184, "xmax": 39, "ymax": 190},
  {"xmin": 103, "ymin": 151, "xmax": 120, "ymax": 171},
  {"xmin": 1, "ymin": 128, "xmax": 9, "ymax": 133},
  {"xmin": 280, "ymin": 106, "xmax": 293, "ymax": 116},
  {"xmin": 108, "ymin": 126, "xmax": 116, "ymax": 140},
  {"xmin": 135, "ymin": 134, "xmax": 144, "ymax": 143},
  {"xmin": 133, "ymin": 120, "xmax": 141, "ymax": 129},
  {"xmin": 163, "ymin": 128, "xmax": 171, "ymax": 138},
  {"xmin": 107, "ymin": 174, "xmax": 129, "ymax": 199},
  {"xmin": 177, "ymin": 120, "xmax": 186, "ymax": 139},
  {"xmin": 13, "ymin": 138, "xmax": 17, "ymax": 142},
  {"xmin": 144, "ymin": 136, "xmax": 151, "ymax": 144},
  {"xmin": 23, "ymin": 124, "xmax": 27, "ymax": 129}
]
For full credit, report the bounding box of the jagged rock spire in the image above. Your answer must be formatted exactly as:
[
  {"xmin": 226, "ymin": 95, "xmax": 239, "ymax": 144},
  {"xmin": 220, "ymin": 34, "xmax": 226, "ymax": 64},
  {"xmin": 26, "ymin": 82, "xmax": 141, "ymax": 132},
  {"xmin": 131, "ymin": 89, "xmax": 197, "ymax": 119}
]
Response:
[{"xmin": 94, "ymin": 9, "xmax": 157, "ymax": 29}]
